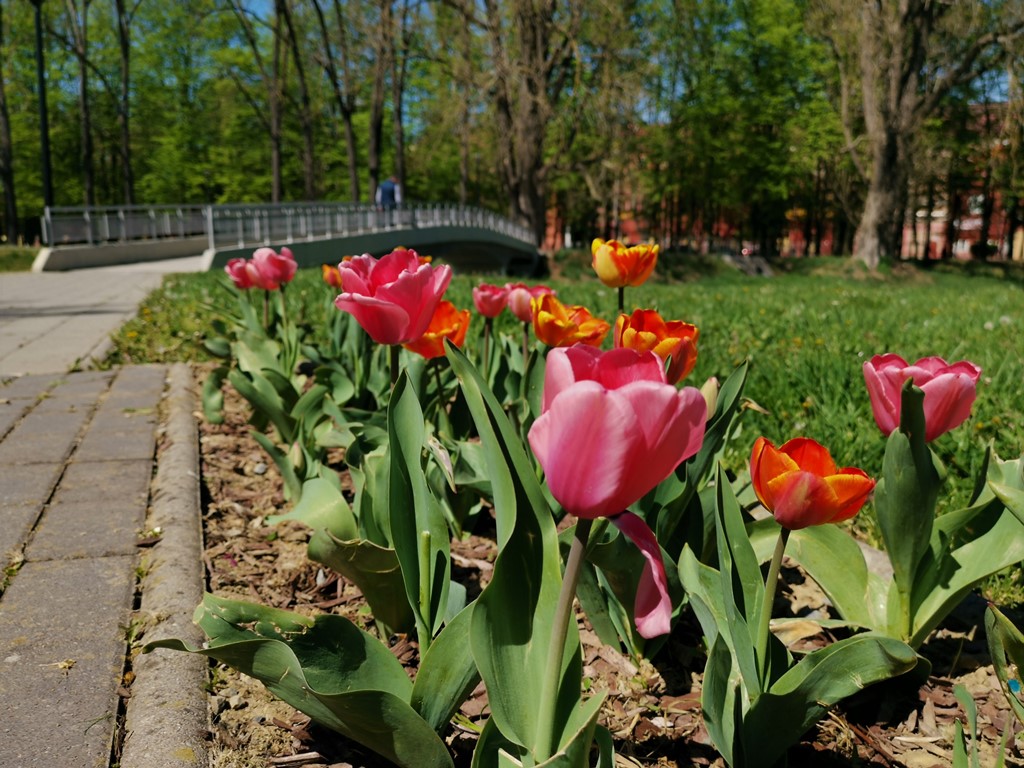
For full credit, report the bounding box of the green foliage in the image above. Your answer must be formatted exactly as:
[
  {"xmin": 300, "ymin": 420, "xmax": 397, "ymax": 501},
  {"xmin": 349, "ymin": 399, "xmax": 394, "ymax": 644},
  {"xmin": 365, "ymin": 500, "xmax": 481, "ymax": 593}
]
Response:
[
  {"xmin": 146, "ymin": 593, "xmax": 476, "ymax": 768},
  {"xmin": 679, "ymin": 468, "xmax": 918, "ymax": 767},
  {"xmin": 785, "ymin": 388, "xmax": 1024, "ymax": 648}
]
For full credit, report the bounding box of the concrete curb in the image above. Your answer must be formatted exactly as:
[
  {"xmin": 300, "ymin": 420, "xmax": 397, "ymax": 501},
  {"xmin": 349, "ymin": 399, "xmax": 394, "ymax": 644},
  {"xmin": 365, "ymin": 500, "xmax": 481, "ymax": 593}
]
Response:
[{"xmin": 120, "ymin": 363, "xmax": 209, "ymax": 768}]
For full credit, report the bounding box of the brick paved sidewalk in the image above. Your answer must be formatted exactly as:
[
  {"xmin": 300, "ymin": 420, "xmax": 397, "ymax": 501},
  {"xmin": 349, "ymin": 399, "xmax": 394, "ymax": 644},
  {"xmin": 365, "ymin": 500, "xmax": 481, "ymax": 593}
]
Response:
[{"xmin": 0, "ymin": 366, "xmax": 168, "ymax": 766}]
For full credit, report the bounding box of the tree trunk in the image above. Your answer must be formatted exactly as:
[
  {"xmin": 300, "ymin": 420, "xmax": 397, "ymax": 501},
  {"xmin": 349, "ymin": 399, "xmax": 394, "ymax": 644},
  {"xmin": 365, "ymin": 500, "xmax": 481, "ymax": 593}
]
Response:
[
  {"xmin": 312, "ymin": 0, "xmax": 360, "ymax": 202},
  {"xmin": 854, "ymin": 128, "xmax": 907, "ymax": 269},
  {"xmin": 114, "ymin": 0, "xmax": 135, "ymax": 205},
  {"xmin": 279, "ymin": 0, "xmax": 316, "ymax": 200},
  {"xmin": 0, "ymin": 2, "xmax": 17, "ymax": 242},
  {"xmin": 65, "ymin": 0, "xmax": 96, "ymax": 207},
  {"xmin": 391, "ymin": 0, "xmax": 413, "ymax": 199},
  {"xmin": 367, "ymin": 0, "xmax": 391, "ymax": 204}
]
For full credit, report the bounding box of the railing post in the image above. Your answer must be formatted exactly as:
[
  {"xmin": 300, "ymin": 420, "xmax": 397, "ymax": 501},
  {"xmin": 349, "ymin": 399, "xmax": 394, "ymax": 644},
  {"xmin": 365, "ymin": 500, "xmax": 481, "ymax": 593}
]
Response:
[
  {"xmin": 85, "ymin": 209, "xmax": 94, "ymax": 245},
  {"xmin": 204, "ymin": 206, "xmax": 215, "ymax": 251}
]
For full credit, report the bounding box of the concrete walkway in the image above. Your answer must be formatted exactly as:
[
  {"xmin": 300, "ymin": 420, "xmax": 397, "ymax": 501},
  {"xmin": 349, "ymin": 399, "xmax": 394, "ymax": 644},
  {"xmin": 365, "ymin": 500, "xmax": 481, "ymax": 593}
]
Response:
[
  {"xmin": 0, "ymin": 255, "xmax": 203, "ymax": 376},
  {"xmin": 0, "ymin": 257, "xmax": 209, "ymax": 767}
]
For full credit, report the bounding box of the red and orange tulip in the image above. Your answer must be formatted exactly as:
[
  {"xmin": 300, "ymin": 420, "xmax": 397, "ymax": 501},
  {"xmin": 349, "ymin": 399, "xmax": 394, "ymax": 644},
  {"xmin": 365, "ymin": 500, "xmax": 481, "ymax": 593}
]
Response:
[
  {"xmin": 322, "ymin": 263, "xmax": 344, "ymax": 290},
  {"xmin": 614, "ymin": 309, "xmax": 699, "ymax": 384},
  {"xmin": 403, "ymin": 300, "xmax": 471, "ymax": 360},
  {"xmin": 750, "ymin": 437, "xmax": 875, "ymax": 530},
  {"xmin": 532, "ymin": 294, "xmax": 610, "ymax": 348},
  {"xmin": 591, "ymin": 239, "xmax": 658, "ymax": 288}
]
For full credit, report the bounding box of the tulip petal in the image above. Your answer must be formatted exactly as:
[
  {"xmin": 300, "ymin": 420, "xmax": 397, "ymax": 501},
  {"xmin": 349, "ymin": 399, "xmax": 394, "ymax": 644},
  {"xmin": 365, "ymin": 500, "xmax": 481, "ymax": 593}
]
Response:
[
  {"xmin": 824, "ymin": 470, "xmax": 876, "ymax": 523},
  {"xmin": 528, "ymin": 382, "xmax": 636, "ymax": 519},
  {"xmin": 751, "ymin": 437, "xmax": 798, "ymax": 510},
  {"xmin": 779, "ymin": 437, "xmax": 838, "ymax": 476},
  {"xmin": 610, "ymin": 512, "xmax": 671, "ymax": 638},
  {"xmin": 920, "ymin": 372, "xmax": 979, "ymax": 442},
  {"xmin": 618, "ymin": 382, "xmax": 706, "ymax": 498},
  {"xmin": 334, "ymin": 293, "xmax": 412, "ymax": 345},
  {"xmin": 767, "ymin": 471, "xmax": 839, "ymax": 530}
]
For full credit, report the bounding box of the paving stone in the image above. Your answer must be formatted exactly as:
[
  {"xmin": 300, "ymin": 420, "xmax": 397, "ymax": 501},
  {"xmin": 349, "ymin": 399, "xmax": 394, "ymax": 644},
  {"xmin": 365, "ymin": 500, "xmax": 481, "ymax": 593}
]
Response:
[
  {"xmin": 0, "ymin": 374, "xmax": 59, "ymax": 400},
  {"xmin": 74, "ymin": 414, "xmax": 159, "ymax": 462},
  {"xmin": 53, "ymin": 459, "xmax": 152, "ymax": 507},
  {"xmin": 0, "ymin": 461, "xmax": 63, "ymax": 509},
  {"xmin": 0, "ymin": 556, "xmax": 136, "ymax": 768},
  {"xmin": 0, "ymin": 409, "xmax": 91, "ymax": 465},
  {"xmin": 0, "ymin": 462, "xmax": 62, "ymax": 568},
  {"xmin": 26, "ymin": 499, "xmax": 147, "ymax": 561},
  {"xmin": 109, "ymin": 365, "xmax": 167, "ymax": 394},
  {"xmin": 42, "ymin": 371, "xmax": 115, "ymax": 405},
  {"xmin": 0, "ymin": 398, "xmax": 34, "ymax": 439}
]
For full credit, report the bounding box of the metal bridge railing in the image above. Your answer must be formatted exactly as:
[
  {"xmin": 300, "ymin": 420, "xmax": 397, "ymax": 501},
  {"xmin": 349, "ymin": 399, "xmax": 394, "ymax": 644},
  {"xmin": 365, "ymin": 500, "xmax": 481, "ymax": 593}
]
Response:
[{"xmin": 41, "ymin": 202, "xmax": 536, "ymax": 250}]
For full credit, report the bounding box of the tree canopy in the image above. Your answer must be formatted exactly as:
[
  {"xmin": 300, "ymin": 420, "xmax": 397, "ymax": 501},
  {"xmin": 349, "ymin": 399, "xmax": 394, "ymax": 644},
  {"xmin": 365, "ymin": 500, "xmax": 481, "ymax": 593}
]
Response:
[{"xmin": 2, "ymin": 0, "xmax": 1021, "ymax": 263}]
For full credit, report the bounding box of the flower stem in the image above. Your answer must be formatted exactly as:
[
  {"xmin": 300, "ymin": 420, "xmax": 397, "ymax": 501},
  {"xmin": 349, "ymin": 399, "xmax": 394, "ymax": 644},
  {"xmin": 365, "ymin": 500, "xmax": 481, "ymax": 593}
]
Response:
[
  {"xmin": 432, "ymin": 359, "xmax": 445, "ymax": 403},
  {"xmin": 418, "ymin": 530, "xmax": 432, "ymax": 655},
  {"xmin": 536, "ymin": 517, "xmax": 592, "ymax": 762},
  {"xmin": 521, "ymin": 321, "xmax": 530, "ymax": 368},
  {"xmin": 389, "ymin": 344, "xmax": 400, "ymax": 388},
  {"xmin": 483, "ymin": 317, "xmax": 492, "ymax": 374},
  {"xmin": 263, "ymin": 290, "xmax": 270, "ymax": 329},
  {"xmin": 756, "ymin": 527, "xmax": 790, "ymax": 688},
  {"xmin": 617, "ymin": 286, "xmax": 625, "ymax": 315}
]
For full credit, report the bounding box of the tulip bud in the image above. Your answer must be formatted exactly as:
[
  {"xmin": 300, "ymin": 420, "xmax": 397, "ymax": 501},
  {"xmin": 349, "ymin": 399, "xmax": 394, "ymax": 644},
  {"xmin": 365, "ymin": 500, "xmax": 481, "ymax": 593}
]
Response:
[
  {"xmin": 288, "ymin": 441, "xmax": 305, "ymax": 475},
  {"xmin": 700, "ymin": 376, "xmax": 719, "ymax": 419}
]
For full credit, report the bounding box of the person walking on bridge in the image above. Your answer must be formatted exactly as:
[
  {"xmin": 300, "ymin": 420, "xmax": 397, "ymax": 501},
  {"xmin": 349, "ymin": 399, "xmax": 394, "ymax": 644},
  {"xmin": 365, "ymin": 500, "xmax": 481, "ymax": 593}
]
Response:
[{"xmin": 376, "ymin": 175, "xmax": 402, "ymax": 227}]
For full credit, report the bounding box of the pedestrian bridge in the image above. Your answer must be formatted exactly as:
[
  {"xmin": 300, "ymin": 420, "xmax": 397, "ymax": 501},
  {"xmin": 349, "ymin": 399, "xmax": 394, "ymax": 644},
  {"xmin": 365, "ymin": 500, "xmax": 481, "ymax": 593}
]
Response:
[{"xmin": 33, "ymin": 202, "xmax": 544, "ymax": 275}]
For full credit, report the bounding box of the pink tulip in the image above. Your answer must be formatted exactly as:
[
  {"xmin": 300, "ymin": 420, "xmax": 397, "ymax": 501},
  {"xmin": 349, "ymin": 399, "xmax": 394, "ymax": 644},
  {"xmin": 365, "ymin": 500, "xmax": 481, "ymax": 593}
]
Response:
[
  {"xmin": 863, "ymin": 354, "xmax": 982, "ymax": 442},
  {"xmin": 225, "ymin": 247, "xmax": 297, "ymax": 291},
  {"xmin": 505, "ymin": 282, "xmax": 555, "ymax": 323},
  {"xmin": 333, "ymin": 248, "xmax": 453, "ymax": 345},
  {"xmin": 225, "ymin": 257, "xmax": 257, "ymax": 289},
  {"xmin": 528, "ymin": 345, "xmax": 707, "ymax": 637},
  {"xmin": 472, "ymin": 283, "xmax": 509, "ymax": 318},
  {"xmin": 251, "ymin": 246, "xmax": 297, "ymax": 289}
]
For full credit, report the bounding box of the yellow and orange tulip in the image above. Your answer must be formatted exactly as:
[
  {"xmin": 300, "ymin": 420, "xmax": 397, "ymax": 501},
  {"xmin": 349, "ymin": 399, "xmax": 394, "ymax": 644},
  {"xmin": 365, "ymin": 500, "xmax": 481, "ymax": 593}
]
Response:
[
  {"xmin": 532, "ymin": 294, "xmax": 610, "ymax": 348},
  {"xmin": 614, "ymin": 309, "xmax": 698, "ymax": 384},
  {"xmin": 591, "ymin": 238, "xmax": 658, "ymax": 288}
]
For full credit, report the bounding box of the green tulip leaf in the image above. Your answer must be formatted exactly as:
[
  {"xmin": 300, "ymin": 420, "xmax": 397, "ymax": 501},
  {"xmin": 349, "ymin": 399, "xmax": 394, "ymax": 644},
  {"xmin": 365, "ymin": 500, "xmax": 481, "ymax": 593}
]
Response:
[
  {"xmin": 145, "ymin": 594, "xmax": 452, "ymax": 768},
  {"xmin": 249, "ymin": 430, "xmax": 303, "ymax": 501},
  {"xmin": 786, "ymin": 523, "xmax": 886, "ymax": 630},
  {"xmin": 267, "ymin": 477, "xmax": 357, "ymax": 540},
  {"xmin": 411, "ymin": 603, "xmax": 481, "ymax": 732},
  {"xmin": 700, "ymin": 635, "xmax": 740, "ymax": 767},
  {"xmin": 201, "ymin": 365, "xmax": 228, "ymax": 424},
  {"xmin": 307, "ymin": 529, "xmax": 413, "ymax": 634},
  {"xmin": 470, "ymin": 718, "xmax": 521, "ymax": 768},
  {"xmin": 986, "ymin": 605, "xmax": 1024, "ymax": 727},
  {"xmin": 742, "ymin": 633, "xmax": 918, "ymax": 768},
  {"xmin": 873, "ymin": 382, "xmax": 939, "ymax": 639},
  {"xmin": 228, "ymin": 367, "xmax": 294, "ymax": 445},
  {"xmin": 712, "ymin": 467, "xmax": 761, "ymax": 692},
  {"xmin": 447, "ymin": 343, "xmax": 581, "ymax": 757},
  {"xmin": 910, "ymin": 501, "xmax": 1024, "ymax": 647},
  {"xmin": 388, "ymin": 373, "xmax": 452, "ymax": 641}
]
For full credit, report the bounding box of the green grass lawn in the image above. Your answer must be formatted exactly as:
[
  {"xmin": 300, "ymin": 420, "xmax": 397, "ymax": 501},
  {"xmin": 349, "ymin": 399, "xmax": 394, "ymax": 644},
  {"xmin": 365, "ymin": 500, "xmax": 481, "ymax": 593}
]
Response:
[
  {"xmin": 0, "ymin": 246, "xmax": 39, "ymax": 272},
  {"xmin": 109, "ymin": 252, "xmax": 1024, "ymax": 602}
]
